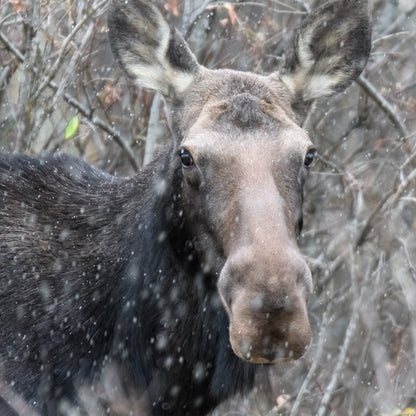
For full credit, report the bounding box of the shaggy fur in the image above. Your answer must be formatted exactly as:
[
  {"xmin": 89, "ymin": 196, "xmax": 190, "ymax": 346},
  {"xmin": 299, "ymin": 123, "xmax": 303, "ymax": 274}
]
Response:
[
  {"xmin": 0, "ymin": 151, "xmax": 256, "ymax": 415},
  {"xmin": 0, "ymin": 0, "xmax": 371, "ymax": 415}
]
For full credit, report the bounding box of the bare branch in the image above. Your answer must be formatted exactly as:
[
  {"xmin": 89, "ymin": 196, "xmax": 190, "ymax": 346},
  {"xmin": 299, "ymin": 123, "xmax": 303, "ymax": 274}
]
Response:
[
  {"xmin": 358, "ymin": 75, "xmax": 409, "ymax": 140},
  {"xmin": 33, "ymin": 0, "xmax": 109, "ymax": 101},
  {"xmin": 316, "ymin": 254, "xmax": 363, "ymax": 416},
  {"xmin": 52, "ymin": 22, "xmax": 95, "ymax": 107},
  {"xmin": 381, "ymin": 5, "xmax": 416, "ymax": 36},
  {"xmin": 290, "ymin": 313, "xmax": 330, "ymax": 416},
  {"xmin": 0, "ymin": 65, "xmax": 9, "ymax": 88},
  {"xmin": 0, "ymin": 29, "xmax": 139, "ymax": 170},
  {"xmin": 0, "ymin": 30, "xmax": 25, "ymax": 61}
]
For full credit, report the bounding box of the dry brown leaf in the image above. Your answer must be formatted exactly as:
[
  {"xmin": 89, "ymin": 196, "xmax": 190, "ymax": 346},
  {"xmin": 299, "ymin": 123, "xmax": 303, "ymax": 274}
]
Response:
[
  {"xmin": 101, "ymin": 83, "xmax": 122, "ymax": 106},
  {"xmin": 223, "ymin": 3, "xmax": 238, "ymax": 26},
  {"xmin": 164, "ymin": 0, "xmax": 180, "ymax": 17},
  {"xmin": 9, "ymin": 0, "xmax": 26, "ymax": 13}
]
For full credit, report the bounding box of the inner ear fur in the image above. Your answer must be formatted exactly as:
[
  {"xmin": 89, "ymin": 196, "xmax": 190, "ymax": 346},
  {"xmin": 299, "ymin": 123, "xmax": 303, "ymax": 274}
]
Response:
[
  {"xmin": 281, "ymin": 0, "xmax": 371, "ymax": 106},
  {"xmin": 108, "ymin": 0, "xmax": 200, "ymax": 98}
]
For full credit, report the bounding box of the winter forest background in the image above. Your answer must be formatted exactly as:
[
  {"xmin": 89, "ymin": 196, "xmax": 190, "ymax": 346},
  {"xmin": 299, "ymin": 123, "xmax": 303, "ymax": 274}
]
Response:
[{"xmin": 1, "ymin": 0, "xmax": 416, "ymax": 415}]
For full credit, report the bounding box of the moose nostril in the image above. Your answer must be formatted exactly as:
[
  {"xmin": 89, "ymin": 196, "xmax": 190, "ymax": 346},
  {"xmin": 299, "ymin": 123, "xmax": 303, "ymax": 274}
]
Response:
[
  {"xmin": 273, "ymin": 295, "xmax": 293, "ymax": 315},
  {"xmin": 261, "ymin": 335, "xmax": 272, "ymax": 347},
  {"xmin": 249, "ymin": 293, "xmax": 294, "ymax": 316},
  {"xmin": 249, "ymin": 294, "xmax": 264, "ymax": 311}
]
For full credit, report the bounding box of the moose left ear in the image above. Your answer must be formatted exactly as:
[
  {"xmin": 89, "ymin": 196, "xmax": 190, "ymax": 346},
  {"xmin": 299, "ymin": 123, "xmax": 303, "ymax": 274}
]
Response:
[
  {"xmin": 108, "ymin": 0, "xmax": 200, "ymax": 98},
  {"xmin": 280, "ymin": 0, "xmax": 371, "ymax": 106}
]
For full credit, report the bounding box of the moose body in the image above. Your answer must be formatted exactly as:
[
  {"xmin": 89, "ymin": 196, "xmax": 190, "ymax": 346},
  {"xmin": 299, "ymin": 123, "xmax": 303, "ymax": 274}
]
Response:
[
  {"xmin": 0, "ymin": 0, "xmax": 371, "ymax": 415},
  {"xmin": 0, "ymin": 152, "xmax": 254, "ymax": 415}
]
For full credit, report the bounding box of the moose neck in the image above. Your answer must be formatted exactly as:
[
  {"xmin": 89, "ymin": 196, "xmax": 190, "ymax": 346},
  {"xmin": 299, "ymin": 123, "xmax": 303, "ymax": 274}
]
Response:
[{"xmin": 112, "ymin": 144, "xmax": 256, "ymax": 412}]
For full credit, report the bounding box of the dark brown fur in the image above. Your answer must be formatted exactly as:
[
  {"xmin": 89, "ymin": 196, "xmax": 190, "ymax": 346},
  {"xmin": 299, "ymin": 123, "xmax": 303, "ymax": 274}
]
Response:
[{"xmin": 0, "ymin": 1, "xmax": 371, "ymax": 415}]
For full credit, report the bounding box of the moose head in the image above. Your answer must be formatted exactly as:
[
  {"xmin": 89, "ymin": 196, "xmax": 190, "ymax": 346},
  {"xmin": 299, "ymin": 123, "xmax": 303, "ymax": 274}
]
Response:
[{"xmin": 108, "ymin": 0, "xmax": 371, "ymax": 365}]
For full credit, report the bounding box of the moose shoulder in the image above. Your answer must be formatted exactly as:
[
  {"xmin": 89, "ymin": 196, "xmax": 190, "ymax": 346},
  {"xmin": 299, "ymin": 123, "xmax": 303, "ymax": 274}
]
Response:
[{"xmin": 0, "ymin": 1, "xmax": 371, "ymax": 415}]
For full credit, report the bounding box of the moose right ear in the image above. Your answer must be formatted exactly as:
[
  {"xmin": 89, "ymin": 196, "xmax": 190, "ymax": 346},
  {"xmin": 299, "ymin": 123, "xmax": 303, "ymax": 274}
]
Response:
[
  {"xmin": 280, "ymin": 0, "xmax": 371, "ymax": 106},
  {"xmin": 108, "ymin": 0, "xmax": 200, "ymax": 98}
]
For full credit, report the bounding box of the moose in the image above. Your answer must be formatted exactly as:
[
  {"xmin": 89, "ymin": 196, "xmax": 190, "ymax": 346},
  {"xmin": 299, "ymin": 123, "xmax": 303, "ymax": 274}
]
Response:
[{"xmin": 0, "ymin": 0, "xmax": 371, "ymax": 415}]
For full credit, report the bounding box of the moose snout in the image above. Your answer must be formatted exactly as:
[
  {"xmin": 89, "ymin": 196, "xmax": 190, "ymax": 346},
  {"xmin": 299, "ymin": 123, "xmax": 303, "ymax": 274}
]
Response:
[
  {"xmin": 218, "ymin": 251, "xmax": 312, "ymax": 364},
  {"xmin": 228, "ymin": 290, "xmax": 312, "ymax": 363}
]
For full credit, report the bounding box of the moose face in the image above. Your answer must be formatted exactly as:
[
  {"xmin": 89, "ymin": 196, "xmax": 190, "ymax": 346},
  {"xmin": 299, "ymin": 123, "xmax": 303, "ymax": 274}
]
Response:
[
  {"xmin": 108, "ymin": 0, "xmax": 371, "ymax": 363},
  {"xmin": 175, "ymin": 70, "xmax": 314, "ymax": 363}
]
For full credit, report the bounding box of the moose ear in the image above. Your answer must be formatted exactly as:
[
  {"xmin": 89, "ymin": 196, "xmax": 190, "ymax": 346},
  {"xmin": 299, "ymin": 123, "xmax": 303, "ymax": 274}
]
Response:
[
  {"xmin": 280, "ymin": 0, "xmax": 371, "ymax": 105},
  {"xmin": 108, "ymin": 0, "xmax": 200, "ymax": 97}
]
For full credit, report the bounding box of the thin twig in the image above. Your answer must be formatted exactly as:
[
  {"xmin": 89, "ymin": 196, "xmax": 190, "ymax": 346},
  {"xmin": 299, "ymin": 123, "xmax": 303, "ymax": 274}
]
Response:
[
  {"xmin": 185, "ymin": 0, "xmax": 306, "ymax": 38},
  {"xmin": 185, "ymin": 0, "xmax": 215, "ymax": 39},
  {"xmin": 33, "ymin": 0, "xmax": 109, "ymax": 101},
  {"xmin": 400, "ymin": 137, "xmax": 416, "ymax": 170},
  {"xmin": 15, "ymin": 0, "xmax": 41, "ymax": 152},
  {"xmin": 386, "ymin": 166, "xmax": 416, "ymax": 209},
  {"xmin": 206, "ymin": 1, "xmax": 307, "ymax": 14},
  {"xmin": 354, "ymin": 162, "xmax": 416, "ymax": 248},
  {"xmin": 372, "ymin": 31, "xmax": 411, "ymax": 47},
  {"xmin": 358, "ymin": 75, "xmax": 409, "ymax": 140},
  {"xmin": 392, "ymin": 239, "xmax": 416, "ymax": 373},
  {"xmin": 0, "ymin": 65, "xmax": 9, "ymax": 88},
  {"xmin": 354, "ymin": 187, "xmax": 394, "ymax": 248},
  {"xmin": 381, "ymin": 5, "xmax": 416, "ymax": 36},
  {"xmin": 27, "ymin": 21, "xmax": 97, "ymax": 147},
  {"xmin": 270, "ymin": 0, "xmax": 306, "ymax": 12},
  {"xmin": 52, "ymin": 22, "xmax": 95, "ymax": 107},
  {"xmin": 0, "ymin": 29, "xmax": 139, "ymax": 170},
  {"xmin": 0, "ymin": 30, "xmax": 25, "ymax": 61},
  {"xmin": 316, "ymin": 154, "xmax": 357, "ymax": 186},
  {"xmin": 316, "ymin": 253, "xmax": 363, "ymax": 416},
  {"xmin": 290, "ymin": 313, "xmax": 330, "ymax": 416},
  {"xmin": 317, "ymin": 250, "xmax": 349, "ymax": 288},
  {"xmin": 396, "ymin": 237, "xmax": 416, "ymax": 282},
  {"xmin": 90, "ymin": 115, "xmax": 139, "ymax": 170}
]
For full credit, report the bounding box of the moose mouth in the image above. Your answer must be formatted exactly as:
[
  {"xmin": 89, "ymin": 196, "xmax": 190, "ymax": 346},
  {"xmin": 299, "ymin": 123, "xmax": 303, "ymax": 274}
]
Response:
[
  {"xmin": 230, "ymin": 338, "xmax": 310, "ymax": 364},
  {"xmin": 219, "ymin": 289, "xmax": 313, "ymax": 365}
]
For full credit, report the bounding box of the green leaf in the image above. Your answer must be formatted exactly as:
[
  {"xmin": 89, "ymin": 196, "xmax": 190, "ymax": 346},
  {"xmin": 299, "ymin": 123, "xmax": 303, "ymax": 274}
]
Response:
[{"xmin": 65, "ymin": 116, "xmax": 80, "ymax": 139}]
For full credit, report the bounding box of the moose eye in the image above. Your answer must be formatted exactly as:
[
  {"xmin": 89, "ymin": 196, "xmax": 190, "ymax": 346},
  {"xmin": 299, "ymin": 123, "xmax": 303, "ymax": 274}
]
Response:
[
  {"xmin": 304, "ymin": 149, "xmax": 316, "ymax": 167},
  {"xmin": 180, "ymin": 148, "xmax": 194, "ymax": 167}
]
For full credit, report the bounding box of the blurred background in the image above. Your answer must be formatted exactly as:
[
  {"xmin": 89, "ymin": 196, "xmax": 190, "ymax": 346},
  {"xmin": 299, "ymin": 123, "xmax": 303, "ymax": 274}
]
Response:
[{"xmin": 1, "ymin": 0, "xmax": 416, "ymax": 415}]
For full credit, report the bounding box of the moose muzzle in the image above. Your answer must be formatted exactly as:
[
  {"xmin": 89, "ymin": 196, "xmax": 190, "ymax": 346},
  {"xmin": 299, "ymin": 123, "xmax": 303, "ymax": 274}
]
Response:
[{"xmin": 218, "ymin": 246, "xmax": 312, "ymax": 364}]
